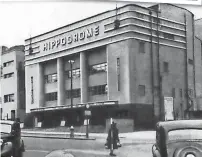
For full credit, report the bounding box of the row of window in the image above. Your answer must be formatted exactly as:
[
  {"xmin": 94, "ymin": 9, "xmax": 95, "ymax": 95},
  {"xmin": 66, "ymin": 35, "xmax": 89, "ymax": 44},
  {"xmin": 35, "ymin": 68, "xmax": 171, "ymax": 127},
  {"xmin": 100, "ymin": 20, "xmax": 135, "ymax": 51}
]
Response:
[
  {"xmin": 138, "ymin": 85, "xmax": 194, "ymax": 98},
  {"xmin": 172, "ymin": 88, "xmax": 194, "ymax": 98},
  {"xmin": 2, "ymin": 88, "xmax": 193, "ymax": 103},
  {"xmin": 45, "ymin": 85, "xmax": 108, "ymax": 101},
  {"xmin": 44, "ymin": 39, "xmax": 194, "ymax": 84},
  {"xmin": 45, "ymin": 63, "xmax": 107, "ymax": 83}
]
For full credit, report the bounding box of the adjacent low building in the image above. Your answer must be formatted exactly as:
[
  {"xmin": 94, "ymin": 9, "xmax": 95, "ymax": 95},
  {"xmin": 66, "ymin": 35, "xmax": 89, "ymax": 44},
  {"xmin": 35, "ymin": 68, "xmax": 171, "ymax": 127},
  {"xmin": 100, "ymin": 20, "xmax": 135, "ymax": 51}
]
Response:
[
  {"xmin": 0, "ymin": 45, "xmax": 26, "ymax": 121},
  {"xmin": 24, "ymin": 3, "xmax": 202, "ymax": 131}
]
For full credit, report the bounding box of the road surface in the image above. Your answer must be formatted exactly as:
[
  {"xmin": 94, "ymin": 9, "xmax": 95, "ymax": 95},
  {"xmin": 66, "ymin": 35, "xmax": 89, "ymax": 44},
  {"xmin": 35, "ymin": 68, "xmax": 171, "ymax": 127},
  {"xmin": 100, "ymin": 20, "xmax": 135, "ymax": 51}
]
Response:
[{"xmin": 22, "ymin": 137, "xmax": 153, "ymax": 157}]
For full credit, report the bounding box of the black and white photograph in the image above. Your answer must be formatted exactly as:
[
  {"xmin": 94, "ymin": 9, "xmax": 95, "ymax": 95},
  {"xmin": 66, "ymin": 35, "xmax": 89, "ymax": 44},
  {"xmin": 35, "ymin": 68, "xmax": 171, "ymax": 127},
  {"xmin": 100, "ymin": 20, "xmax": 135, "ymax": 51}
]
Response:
[{"xmin": 0, "ymin": 0, "xmax": 202, "ymax": 157}]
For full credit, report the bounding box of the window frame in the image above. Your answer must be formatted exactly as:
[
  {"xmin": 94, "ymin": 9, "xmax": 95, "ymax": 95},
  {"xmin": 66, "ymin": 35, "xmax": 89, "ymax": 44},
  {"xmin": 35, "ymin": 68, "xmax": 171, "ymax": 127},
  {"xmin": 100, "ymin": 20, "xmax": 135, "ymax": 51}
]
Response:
[
  {"xmin": 4, "ymin": 94, "xmax": 14, "ymax": 103},
  {"xmin": 3, "ymin": 72, "xmax": 14, "ymax": 79},
  {"xmin": 66, "ymin": 88, "xmax": 81, "ymax": 99},
  {"xmin": 3, "ymin": 60, "xmax": 14, "ymax": 67},
  {"xmin": 45, "ymin": 92, "xmax": 58, "ymax": 101},
  {"xmin": 89, "ymin": 63, "xmax": 107, "ymax": 75},
  {"xmin": 88, "ymin": 84, "xmax": 108, "ymax": 96},
  {"xmin": 66, "ymin": 68, "xmax": 80, "ymax": 79},
  {"xmin": 44, "ymin": 73, "xmax": 57, "ymax": 84}
]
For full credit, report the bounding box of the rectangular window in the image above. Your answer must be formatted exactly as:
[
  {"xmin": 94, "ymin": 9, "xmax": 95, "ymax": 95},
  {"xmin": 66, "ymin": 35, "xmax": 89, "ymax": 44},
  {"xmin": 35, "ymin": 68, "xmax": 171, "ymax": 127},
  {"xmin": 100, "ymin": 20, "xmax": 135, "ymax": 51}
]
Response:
[
  {"xmin": 3, "ymin": 60, "xmax": 14, "ymax": 67},
  {"xmin": 88, "ymin": 84, "xmax": 107, "ymax": 96},
  {"xmin": 188, "ymin": 59, "xmax": 193, "ymax": 65},
  {"xmin": 4, "ymin": 94, "xmax": 14, "ymax": 103},
  {"xmin": 66, "ymin": 89, "xmax": 81, "ymax": 99},
  {"xmin": 163, "ymin": 33, "xmax": 174, "ymax": 40},
  {"xmin": 172, "ymin": 88, "xmax": 175, "ymax": 98},
  {"xmin": 139, "ymin": 41, "xmax": 145, "ymax": 53},
  {"xmin": 89, "ymin": 63, "xmax": 107, "ymax": 75},
  {"xmin": 139, "ymin": 85, "xmax": 145, "ymax": 96},
  {"xmin": 45, "ymin": 92, "xmax": 57, "ymax": 101},
  {"xmin": 179, "ymin": 89, "xmax": 183, "ymax": 98},
  {"xmin": 66, "ymin": 69, "xmax": 80, "ymax": 79},
  {"xmin": 4, "ymin": 72, "xmax": 14, "ymax": 79},
  {"xmin": 44, "ymin": 73, "xmax": 57, "ymax": 83},
  {"xmin": 163, "ymin": 62, "xmax": 169, "ymax": 72}
]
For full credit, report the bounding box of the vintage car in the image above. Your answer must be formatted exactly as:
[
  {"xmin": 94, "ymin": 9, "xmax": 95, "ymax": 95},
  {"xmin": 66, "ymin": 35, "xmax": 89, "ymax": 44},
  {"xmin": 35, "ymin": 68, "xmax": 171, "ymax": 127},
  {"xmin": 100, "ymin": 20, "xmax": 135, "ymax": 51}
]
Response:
[
  {"xmin": 152, "ymin": 120, "xmax": 202, "ymax": 157},
  {"xmin": 1, "ymin": 120, "xmax": 25, "ymax": 157}
]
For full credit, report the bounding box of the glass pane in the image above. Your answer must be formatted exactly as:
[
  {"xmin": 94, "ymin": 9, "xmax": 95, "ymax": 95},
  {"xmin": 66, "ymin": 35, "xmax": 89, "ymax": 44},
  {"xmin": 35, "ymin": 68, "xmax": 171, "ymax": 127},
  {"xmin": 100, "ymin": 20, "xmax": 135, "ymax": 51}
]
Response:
[
  {"xmin": 0, "ymin": 123, "xmax": 11, "ymax": 133},
  {"xmin": 168, "ymin": 129, "xmax": 202, "ymax": 141}
]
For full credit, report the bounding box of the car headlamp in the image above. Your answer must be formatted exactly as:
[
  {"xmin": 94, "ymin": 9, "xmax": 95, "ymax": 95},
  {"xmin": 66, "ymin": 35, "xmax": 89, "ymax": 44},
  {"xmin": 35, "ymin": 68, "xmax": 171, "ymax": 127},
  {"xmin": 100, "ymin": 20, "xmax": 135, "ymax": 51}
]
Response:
[
  {"xmin": 186, "ymin": 154, "xmax": 195, "ymax": 157},
  {"xmin": 0, "ymin": 139, "xmax": 3, "ymax": 146}
]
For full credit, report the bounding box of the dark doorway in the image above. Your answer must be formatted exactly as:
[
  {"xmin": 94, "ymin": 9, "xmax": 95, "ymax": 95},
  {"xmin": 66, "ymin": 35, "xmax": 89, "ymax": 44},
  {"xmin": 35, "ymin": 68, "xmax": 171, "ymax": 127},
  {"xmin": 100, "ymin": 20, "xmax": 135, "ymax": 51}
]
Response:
[
  {"xmin": 0, "ymin": 108, "xmax": 2, "ymax": 120},
  {"xmin": 11, "ymin": 110, "xmax": 15, "ymax": 120}
]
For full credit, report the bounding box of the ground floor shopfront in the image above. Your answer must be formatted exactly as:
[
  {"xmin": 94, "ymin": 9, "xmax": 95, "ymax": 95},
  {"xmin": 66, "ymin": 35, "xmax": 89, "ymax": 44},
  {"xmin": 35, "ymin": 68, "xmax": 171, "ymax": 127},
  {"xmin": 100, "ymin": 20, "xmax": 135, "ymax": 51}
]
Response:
[{"xmin": 24, "ymin": 101, "xmax": 154, "ymax": 132}]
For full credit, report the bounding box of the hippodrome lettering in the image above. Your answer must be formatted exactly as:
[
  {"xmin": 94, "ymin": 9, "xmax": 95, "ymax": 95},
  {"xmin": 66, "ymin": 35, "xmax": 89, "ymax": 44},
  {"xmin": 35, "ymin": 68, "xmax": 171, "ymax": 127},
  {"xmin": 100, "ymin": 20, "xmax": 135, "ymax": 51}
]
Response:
[{"xmin": 43, "ymin": 26, "xmax": 100, "ymax": 51}]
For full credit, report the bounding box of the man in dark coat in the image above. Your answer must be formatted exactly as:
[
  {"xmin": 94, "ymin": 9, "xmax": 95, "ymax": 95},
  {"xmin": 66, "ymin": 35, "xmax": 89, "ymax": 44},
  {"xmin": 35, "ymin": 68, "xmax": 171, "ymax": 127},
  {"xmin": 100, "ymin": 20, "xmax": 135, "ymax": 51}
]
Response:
[
  {"xmin": 106, "ymin": 122, "xmax": 120, "ymax": 149},
  {"xmin": 12, "ymin": 118, "xmax": 21, "ymax": 157}
]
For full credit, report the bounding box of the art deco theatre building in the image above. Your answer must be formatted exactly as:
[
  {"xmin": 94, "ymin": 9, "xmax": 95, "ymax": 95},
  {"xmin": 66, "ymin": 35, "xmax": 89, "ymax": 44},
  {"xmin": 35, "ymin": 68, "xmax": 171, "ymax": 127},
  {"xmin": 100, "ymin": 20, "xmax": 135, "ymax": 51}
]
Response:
[{"xmin": 24, "ymin": 3, "xmax": 202, "ymax": 130}]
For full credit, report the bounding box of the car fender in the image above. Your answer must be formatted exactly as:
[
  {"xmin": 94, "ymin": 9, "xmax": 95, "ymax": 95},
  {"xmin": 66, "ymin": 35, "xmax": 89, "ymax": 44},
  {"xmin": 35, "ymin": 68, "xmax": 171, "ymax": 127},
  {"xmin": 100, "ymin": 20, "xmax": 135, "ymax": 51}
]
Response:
[{"xmin": 1, "ymin": 141, "xmax": 13, "ymax": 156}]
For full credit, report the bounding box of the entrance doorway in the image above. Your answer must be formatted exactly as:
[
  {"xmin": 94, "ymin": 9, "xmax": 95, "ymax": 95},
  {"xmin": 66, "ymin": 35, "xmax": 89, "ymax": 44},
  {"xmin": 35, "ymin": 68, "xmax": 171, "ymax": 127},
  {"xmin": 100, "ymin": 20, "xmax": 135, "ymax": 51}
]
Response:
[{"xmin": 11, "ymin": 110, "xmax": 15, "ymax": 120}]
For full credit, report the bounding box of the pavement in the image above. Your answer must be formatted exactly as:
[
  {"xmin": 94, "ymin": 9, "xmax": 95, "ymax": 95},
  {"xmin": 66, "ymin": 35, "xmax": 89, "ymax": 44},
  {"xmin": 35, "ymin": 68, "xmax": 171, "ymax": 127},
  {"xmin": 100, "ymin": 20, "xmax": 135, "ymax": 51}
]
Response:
[{"xmin": 21, "ymin": 129, "xmax": 156, "ymax": 144}]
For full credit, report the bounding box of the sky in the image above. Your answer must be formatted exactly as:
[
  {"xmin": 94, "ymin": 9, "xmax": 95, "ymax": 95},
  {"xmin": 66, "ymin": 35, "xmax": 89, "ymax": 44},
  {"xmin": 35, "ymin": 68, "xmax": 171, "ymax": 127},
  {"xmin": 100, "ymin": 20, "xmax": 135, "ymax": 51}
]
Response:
[{"xmin": 0, "ymin": 0, "xmax": 202, "ymax": 47}]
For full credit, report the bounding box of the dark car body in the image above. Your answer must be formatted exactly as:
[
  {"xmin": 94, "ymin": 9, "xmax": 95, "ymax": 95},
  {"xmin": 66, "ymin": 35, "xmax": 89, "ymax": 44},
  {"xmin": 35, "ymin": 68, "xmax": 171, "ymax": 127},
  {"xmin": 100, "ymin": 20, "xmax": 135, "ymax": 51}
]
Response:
[
  {"xmin": 1, "ymin": 120, "xmax": 25, "ymax": 157},
  {"xmin": 152, "ymin": 120, "xmax": 202, "ymax": 157}
]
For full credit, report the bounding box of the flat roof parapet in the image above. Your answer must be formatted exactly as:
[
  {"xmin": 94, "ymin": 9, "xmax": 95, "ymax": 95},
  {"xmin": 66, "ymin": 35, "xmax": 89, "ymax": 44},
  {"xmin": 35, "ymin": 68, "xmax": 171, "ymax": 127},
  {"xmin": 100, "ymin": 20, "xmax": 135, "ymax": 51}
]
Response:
[{"xmin": 1, "ymin": 45, "xmax": 25, "ymax": 55}]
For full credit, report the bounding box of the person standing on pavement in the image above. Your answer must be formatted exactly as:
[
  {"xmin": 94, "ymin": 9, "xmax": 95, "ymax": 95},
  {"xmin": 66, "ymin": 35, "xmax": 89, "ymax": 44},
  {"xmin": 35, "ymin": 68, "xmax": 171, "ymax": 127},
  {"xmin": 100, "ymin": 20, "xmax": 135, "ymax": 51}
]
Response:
[
  {"xmin": 113, "ymin": 122, "xmax": 121, "ymax": 146},
  {"xmin": 12, "ymin": 118, "xmax": 21, "ymax": 157},
  {"xmin": 105, "ymin": 122, "xmax": 120, "ymax": 150}
]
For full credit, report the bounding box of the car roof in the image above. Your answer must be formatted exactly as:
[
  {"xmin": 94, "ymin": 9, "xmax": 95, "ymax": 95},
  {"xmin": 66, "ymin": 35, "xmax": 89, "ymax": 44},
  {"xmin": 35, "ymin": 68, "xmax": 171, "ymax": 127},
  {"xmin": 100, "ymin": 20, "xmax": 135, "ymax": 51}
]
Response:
[
  {"xmin": 157, "ymin": 120, "xmax": 202, "ymax": 132},
  {"xmin": 0, "ymin": 120, "xmax": 14, "ymax": 125}
]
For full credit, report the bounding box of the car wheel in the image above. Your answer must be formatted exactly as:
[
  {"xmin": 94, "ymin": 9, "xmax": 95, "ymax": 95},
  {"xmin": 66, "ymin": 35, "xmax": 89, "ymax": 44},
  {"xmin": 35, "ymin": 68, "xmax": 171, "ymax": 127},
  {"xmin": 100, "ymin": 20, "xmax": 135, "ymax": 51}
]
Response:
[{"xmin": 174, "ymin": 144, "xmax": 202, "ymax": 157}]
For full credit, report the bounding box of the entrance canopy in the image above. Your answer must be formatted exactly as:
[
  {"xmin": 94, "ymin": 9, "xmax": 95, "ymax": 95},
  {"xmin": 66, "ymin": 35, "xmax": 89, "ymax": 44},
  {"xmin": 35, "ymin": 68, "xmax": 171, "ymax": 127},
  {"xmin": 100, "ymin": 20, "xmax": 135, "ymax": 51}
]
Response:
[{"xmin": 30, "ymin": 100, "xmax": 118, "ymax": 113}]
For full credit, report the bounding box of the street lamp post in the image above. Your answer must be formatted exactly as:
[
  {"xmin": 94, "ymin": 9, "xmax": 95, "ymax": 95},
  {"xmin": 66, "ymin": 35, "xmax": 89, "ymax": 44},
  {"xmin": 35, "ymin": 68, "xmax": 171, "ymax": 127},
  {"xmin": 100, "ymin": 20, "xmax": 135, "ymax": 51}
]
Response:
[{"xmin": 68, "ymin": 60, "xmax": 75, "ymax": 108}]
